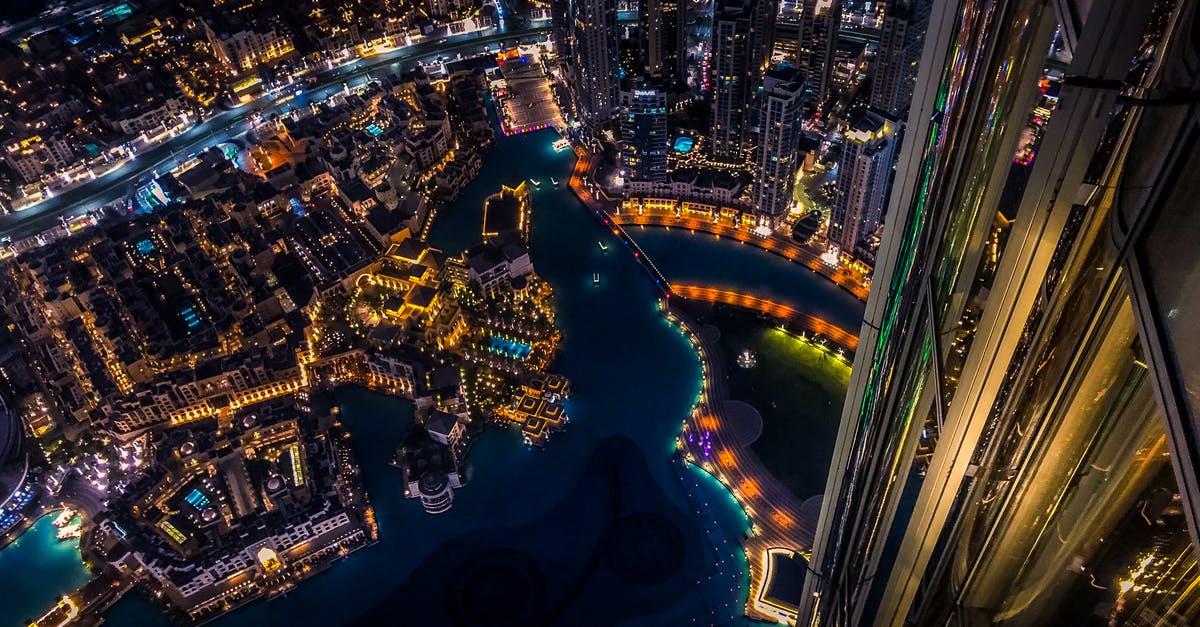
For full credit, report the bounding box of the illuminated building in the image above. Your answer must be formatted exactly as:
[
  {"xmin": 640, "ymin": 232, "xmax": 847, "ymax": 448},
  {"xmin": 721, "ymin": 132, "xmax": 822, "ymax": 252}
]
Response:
[
  {"xmin": 619, "ymin": 78, "xmax": 669, "ymax": 184},
  {"xmin": 829, "ymin": 109, "xmax": 897, "ymax": 259},
  {"xmin": 869, "ymin": 0, "xmax": 933, "ymax": 118},
  {"xmin": 751, "ymin": 68, "xmax": 805, "ymax": 226},
  {"xmin": 399, "ymin": 423, "xmax": 462, "ymax": 514},
  {"xmin": 564, "ymin": 0, "xmax": 618, "ymax": 124},
  {"xmin": 796, "ymin": 0, "xmax": 841, "ymax": 107},
  {"xmin": 802, "ymin": 0, "xmax": 1200, "ymax": 624},
  {"xmin": 709, "ymin": 0, "xmax": 776, "ymax": 162},
  {"xmin": 482, "ymin": 181, "xmax": 532, "ymax": 243},
  {"xmin": 638, "ymin": 0, "xmax": 685, "ymax": 85},
  {"xmin": 201, "ymin": 19, "xmax": 294, "ymax": 75}
]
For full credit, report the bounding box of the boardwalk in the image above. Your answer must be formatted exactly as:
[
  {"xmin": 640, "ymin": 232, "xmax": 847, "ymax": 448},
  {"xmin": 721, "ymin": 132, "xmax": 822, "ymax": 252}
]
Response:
[
  {"xmin": 612, "ymin": 209, "xmax": 871, "ymax": 301},
  {"xmin": 671, "ymin": 284, "xmax": 859, "ymax": 352},
  {"xmin": 664, "ymin": 305, "xmax": 857, "ymax": 623}
]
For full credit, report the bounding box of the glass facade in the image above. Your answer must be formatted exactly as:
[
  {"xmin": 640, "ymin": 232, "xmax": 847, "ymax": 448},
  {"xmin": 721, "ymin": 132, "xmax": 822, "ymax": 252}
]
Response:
[{"xmin": 802, "ymin": 0, "xmax": 1200, "ymax": 625}]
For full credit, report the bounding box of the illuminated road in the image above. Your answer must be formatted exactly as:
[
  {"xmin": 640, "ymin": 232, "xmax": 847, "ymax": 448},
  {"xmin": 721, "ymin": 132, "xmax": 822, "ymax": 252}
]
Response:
[
  {"xmin": 0, "ymin": 25, "xmax": 550, "ymax": 241},
  {"xmin": 671, "ymin": 284, "xmax": 859, "ymax": 352},
  {"xmin": 611, "ymin": 209, "xmax": 871, "ymax": 301}
]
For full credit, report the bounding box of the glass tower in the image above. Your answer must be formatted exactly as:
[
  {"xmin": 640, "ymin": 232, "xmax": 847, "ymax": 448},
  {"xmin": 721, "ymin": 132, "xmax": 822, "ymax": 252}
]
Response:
[{"xmin": 802, "ymin": 0, "xmax": 1200, "ymax": 625}]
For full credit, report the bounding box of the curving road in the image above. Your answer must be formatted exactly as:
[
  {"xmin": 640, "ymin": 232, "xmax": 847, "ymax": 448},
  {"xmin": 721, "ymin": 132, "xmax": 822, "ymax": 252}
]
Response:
[{"xmin": 0, "ymin": 24, "xmax": 550, "ymax": 241}]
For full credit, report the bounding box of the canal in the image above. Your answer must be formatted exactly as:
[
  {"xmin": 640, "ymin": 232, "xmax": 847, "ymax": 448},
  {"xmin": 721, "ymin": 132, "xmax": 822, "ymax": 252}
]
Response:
[
  {"xmin": 629, "ymin": 228, "xmax": 865, "ymax": 332},
  {"xmin": 12, "ymin": 126, "xmax": 863, "ymax": 625}
]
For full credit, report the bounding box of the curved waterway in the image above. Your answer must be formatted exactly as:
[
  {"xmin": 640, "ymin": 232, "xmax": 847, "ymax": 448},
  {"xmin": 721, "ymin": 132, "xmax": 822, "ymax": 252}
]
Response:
[
  {"xmin": 17, "ymin": 124, "xmax": 866, "ymax": 625},
  {"xmin": 0, "ymin": 514, "xmax": 92, "ymax": 625},
  {"xmin": 103, "ymin": 130, "xmax": 759, "ymax": 625},
  {"xmin": 629, "ymin": 228, "xmax": 865, "ymax": 332}
]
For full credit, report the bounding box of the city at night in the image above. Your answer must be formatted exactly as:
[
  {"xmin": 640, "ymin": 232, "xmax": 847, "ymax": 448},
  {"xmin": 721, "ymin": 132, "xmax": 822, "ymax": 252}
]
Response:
[{"xmin": 0, "ymin": 0, "xmax": 1195, "ymax": 625}]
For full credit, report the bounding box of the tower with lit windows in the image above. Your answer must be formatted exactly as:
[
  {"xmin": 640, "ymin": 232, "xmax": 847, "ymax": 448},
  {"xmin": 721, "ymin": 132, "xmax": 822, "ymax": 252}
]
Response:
[
  {"xmin": 870, "ymin": 0, "xmax": 932, "ymax": 118},
  {"xmin": 619, "ymin": 78, "xmax": 669, "ymax": 184},
  {"xmin": 752, "ymin": 68, "xmax": 805, "ymax": 225},
  {"xmin": 709, "ymin": 0, "xmax": 776, "ymax": 162},
  {"xmin": 802, "ymin": 0, "xmax": 1200, "ymax": 625},
  {"xmin": 796, "ymin": 0, "xmax": 841, "ymax": 107},
  {"xmin": 829, "ymin": 109, "xmax": 897, "ymax": 259}
]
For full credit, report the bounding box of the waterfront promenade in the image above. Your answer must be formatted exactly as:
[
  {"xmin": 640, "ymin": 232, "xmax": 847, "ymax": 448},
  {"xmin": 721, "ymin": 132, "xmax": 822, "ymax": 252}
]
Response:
[
  {"xmin": 615, "ymin": 209, "xmax": 871, "ymax": 301},
  {"xmin": 663, "ymin": 303, "xmax": 855, "ymax": 623},
  {"xmin": 671, "ymin": 284, "xmax": 859, "ymax": 352},
  {"xmin": 566, "ymin": 146, "xmax": 870, "ymax": 302}
]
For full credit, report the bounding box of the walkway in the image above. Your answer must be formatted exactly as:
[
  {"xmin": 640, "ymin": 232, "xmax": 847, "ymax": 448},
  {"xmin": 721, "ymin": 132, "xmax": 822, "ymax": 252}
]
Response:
[
  {"xmin": 614, "ymin": 209, "xmax": 870, "ymax": 301},
  {"xmin": 671, "ymin": 284, "xmax": 858, "ymax": 353},
  {"xmin": 663, "ymin": 304, "xmax": 849, "ymax": 624},
  {"xmin": 566, "ymin": 150, "xmax": 869, "ymax": 302}
]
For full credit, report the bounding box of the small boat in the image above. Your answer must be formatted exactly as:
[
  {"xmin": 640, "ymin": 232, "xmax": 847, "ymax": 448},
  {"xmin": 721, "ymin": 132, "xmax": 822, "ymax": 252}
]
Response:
[
  {"xmin": 598, "ymin": 241, "xmax": 608, "ymax": 251},
  {"xmin": 593, "ymin": 272, "xmax": 600, "ymax": 286},
  {"xmin": 528, "ymin": 178, "xmax": 542, "ymax": 188},
  {"xmin": 550, "ymin": 177, "xmax": 559, "ymax": 187}
]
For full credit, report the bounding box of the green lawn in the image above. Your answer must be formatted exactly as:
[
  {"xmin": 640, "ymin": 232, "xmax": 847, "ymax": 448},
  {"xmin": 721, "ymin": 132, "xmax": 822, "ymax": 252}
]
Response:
[{"xmin": 711, "ymin": 308, "xmax": 851, "ymax": 501}]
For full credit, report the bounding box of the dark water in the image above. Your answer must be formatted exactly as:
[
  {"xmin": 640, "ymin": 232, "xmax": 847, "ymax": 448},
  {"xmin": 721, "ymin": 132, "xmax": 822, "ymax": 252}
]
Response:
[{"xmin": 630, "ymin": 228, "xmax": 865, "ymax": 331}]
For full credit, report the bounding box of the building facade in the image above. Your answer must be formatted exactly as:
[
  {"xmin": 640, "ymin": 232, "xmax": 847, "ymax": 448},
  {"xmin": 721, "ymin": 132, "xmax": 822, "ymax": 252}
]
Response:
[
  {"xmin": 752, "ymin": 69, "xmax": 805, "ymax": 225},
  {"xmin": 829, "ymin": 109, "xmax": 897, "ymax": 258},
  {"xmin": 869, "ymin": 0, "xmax": 933, "ymax": 118},
  {"xmin": 709, "ymin": 0, "xmax": 775, "ymax": 162},
  {"xmin": 796, "ymin": 0, "xmax": 841, "ymax": 108},
  {"xmin": 638, "ymin": 0, "xmax": 686, "ymax": 86},
  {"xmin": 619, "ymin": 79, "xmax": 669, "ymax": 184},
  {"xmin": 801, "ymin": 0, "xmax": 1200, "ymax": 625},
  {"xmin": 565, "ymin": 0, "xmax": 618, "ymax": 124}
]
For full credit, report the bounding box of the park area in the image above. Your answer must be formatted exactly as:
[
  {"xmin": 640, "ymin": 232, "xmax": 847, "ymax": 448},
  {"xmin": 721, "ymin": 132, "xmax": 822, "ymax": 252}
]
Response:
[{"xmin": 709, "ymin": 307, "xmax": 851, "ymax": 501}]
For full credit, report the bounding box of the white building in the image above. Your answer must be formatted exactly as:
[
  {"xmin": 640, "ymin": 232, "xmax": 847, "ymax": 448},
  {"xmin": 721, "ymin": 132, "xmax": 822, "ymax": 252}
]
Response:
[
  {"xmin": 830, "ymin": 109, "xmax": 898, "ymax": 257},
  {"xmin": 753, "ymin": 69, "xmax": 806, "ymax": 225}
]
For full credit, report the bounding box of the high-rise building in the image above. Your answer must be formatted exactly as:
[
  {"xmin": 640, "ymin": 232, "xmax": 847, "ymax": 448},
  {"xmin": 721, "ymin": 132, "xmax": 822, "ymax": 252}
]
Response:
[
  {"xmin": 639, "ymin": 0, "xmax": 686, "ymax": 85},
  {"xmin": 565, "ymin": 0, "xmax": 618, "ymax": 124},
  {"xmin": 709, "ymin": 0, "xmax": 776, "ymax": 162},
  {"xmin": 640, "ymin": 0, "xmax": 665, "ymax": 75},
  {"xmin": 752, "ymin": 68, "xmax": 805, "ymax": 225},
  {"xmin": 709, "ymin": 0, "xmax": 754, "ymax": 161},
  {"xmin": 829, "ymin": 109, "xmax": 897, "ymax": 258},
  {"xmin": 796, "ymin": 0, "xmax": 841, "ymax": 107},
  {"xmin": 619, "ymin": 78, "xmax": 669, "ymax": 184},
  {"xmin": 869, "ymin": 0, "xmax": 932, "ymax": 118},
  {"xmin": 801, "ymin": 0, "xmax": 1200, "ymax": 625}
]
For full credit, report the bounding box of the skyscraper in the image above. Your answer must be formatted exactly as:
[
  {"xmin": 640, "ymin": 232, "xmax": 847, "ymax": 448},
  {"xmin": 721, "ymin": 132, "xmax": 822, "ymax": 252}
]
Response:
[
  {"xmin": 752, "ymin": 68, "xmax": 805, "ymax": 225},
  {"xmin": 566, "ymin": 0, "xmax": 618, "ymax": 124},
  {"xmin": 796, "ymin": 0, "xmax": 841, "ymax": 108},
  {"xmin": 869, "ymin": 0, "xmax": 932, "ymax": 118},
  {"xmin": 619, "ymin": 78, "xmax": 669, "ymax": 183},
  {"xmin": 640, "ymin": 0, "xmax": 665, "ymax": 76},
  {"xmin": 709, "ymin": 0, "xmax": 776, "ymax": 162},
  {"xmin": 829, "ymin": 109, "xmax": 896, "ymax": 258},
  {"xmin": 709, "ymin": 0, "xmax": 754, "ymax": 161},
  {"xmin": 801, "ymin": 0, "xmax": 1200, "ymax": 625},
  {"xmin": 639, "ymin": 0, "xmax": 686, "ymax": 85}
]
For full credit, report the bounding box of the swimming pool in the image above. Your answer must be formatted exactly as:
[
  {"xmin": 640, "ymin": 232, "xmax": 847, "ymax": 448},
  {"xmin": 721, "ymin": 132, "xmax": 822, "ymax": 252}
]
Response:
[{"xmin": 488, "ymin": 335, "xmax": 532, "ymax": 360}]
